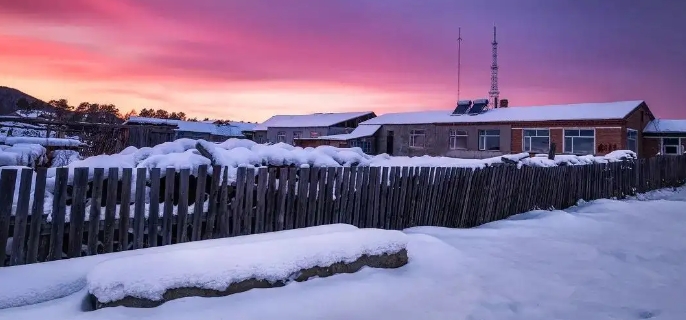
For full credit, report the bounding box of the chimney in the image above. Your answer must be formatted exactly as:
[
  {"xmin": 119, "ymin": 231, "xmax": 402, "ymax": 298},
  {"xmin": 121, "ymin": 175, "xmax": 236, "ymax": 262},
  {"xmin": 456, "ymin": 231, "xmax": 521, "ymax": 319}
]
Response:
[{"xmin": 499, "ymin": 99, "xmax": 509, "ymax": 108}]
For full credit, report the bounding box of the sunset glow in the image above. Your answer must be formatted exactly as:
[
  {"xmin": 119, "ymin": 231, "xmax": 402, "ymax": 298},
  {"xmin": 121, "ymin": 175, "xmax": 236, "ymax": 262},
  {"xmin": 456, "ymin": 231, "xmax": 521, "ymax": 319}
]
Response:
[{"xmin": 1, "ymin": 0, "xmax": 685, "ymax": 121}]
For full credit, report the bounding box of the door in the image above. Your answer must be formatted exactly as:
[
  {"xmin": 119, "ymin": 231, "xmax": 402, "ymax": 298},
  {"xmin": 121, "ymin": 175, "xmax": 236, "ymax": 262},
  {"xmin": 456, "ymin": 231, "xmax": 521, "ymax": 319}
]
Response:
[{"xmin": 386, "ymin": 131, "xmax": 394, "ymax": 155}]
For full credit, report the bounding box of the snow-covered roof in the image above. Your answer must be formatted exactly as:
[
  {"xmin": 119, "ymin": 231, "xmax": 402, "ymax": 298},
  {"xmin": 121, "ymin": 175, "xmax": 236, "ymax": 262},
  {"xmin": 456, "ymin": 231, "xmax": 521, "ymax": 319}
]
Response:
[
  {"xmin": 2, "ymin": 137, "xmax": 83, "ymax": 147},
  {"xmin": 643, "ymin": 119, "xmax": 686, "ymax": 134},
  {"xmin": 125, "ymin": 117, "xmax": 253, "ymax": 137},
  {"xmin": 254, "ymin": 111, "xmax": 375, "ymax": 131},
  {"xmin": 318, "ymin": 125, "xmax": 382, "ymax": 141},
  {"xmin": 362, "ymin": 101, "xmax": 645, "ymax": 125}
]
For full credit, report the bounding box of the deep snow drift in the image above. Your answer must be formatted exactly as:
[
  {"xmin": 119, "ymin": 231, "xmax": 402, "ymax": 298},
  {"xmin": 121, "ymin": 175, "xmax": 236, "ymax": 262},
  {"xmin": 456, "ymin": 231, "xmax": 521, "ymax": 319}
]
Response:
[{"xmin": 1, "ymin": 186, "xmax": 685, "ymax": 319}]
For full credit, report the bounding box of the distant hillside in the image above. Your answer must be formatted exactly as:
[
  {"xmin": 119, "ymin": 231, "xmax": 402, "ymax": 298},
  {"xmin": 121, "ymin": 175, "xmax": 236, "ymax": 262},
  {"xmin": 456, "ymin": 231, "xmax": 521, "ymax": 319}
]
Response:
[{"xmin": 0, "ymin": 86, "xmax": 47, "ymax": 115}]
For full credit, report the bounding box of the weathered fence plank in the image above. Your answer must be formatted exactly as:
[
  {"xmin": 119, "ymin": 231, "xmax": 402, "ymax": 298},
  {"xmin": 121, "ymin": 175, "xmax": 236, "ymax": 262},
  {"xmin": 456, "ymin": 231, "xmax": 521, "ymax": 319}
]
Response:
[
  {"xmin": 118, "ymin": 168, "xmax": 132, "ymax": 251},
  {"xmin": 232, "ymin": 167, "xmax": 246, "ymax": 236},
  {"xmin": 265, "ymin": 168, "xmax": 278, "ymax": 233},
  {"xmin": 0, "ymin": 169, "xmax": 16, "ymax": 265},
  {"xmin": 275, "ymin": 168, "xmax": 288, "ymax": 231},
  {"xmin": 87, "ymin": 168, "xmax": 104, "ymax": 255},
  {"xmin": 26, "ymin": 168, "xmax": 46, "ymax": 264},
  {"xmin": 254, "ymin": 168, "xmax": 268, "ymax": 234},
  {"xmin": 103, "ymin": 168, "xmax": 118, "ymax": 253},
  {"xmin": 148, "ymin": 168, "xmax": 161, "ymax": 247},
  {"xmin": 191, "ymin": 165, "xmax": 208, "ymax": 241},
  {"xmin": 176, "ymin": 169, "xmax": 190, "ymax": 243},
  {"xmin": 162, "ymin": 168, "xmax": 175, "ymax": 245},
  {"xmin": 242, "ymin": 168, "xmax": 255, "ymax": 236},
  {"xmin": 8, "ymin": 169, "xmax": 32, "ymax": 265},
  {"xmin": 133, "ymin": 167, "xmax": 147, "ymax": 250}
]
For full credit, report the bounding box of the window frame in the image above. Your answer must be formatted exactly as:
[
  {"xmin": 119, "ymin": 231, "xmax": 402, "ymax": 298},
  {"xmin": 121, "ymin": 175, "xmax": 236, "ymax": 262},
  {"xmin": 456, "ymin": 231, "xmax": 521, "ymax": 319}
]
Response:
[
  {"xmin": 522, "ymin": 128, "xmax": 551, "ymax": 153},
  {"xmin": 292, "ymin": 131, "xmax": 302, "ymax": 143},
  {"xmin": 478, "ymin": 129, "xmax": 501, "ymax": 151},
  {"xmin": 662, "ymin": 137, "xmax": 681, "ymax": 155},
  {"xmin": 409, "ymin": 129, "xmax": 426, "ymax": 148},
  {"xmin": 276, "ymin": 131, "xmax": 286, "ymax": 143},
  {"xmin": 627, "ymin": 129, "xmax": 638, "ymax": 153},
  {"xmin": 563, "ymin": 128, "xmax": 596, "ymax": 155},
  {"xmin": 448, "ymin": 129, "xmax": 468, "ymax": 150}
]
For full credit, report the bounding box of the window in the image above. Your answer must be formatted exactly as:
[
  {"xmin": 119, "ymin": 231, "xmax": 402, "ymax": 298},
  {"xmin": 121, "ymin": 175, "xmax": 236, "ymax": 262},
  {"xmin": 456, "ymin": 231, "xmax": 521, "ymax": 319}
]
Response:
[
  {"xmin": 564, "ymin": 129, "xmax": 595, "ymax": 155},
  {"xmin": 310, "ymin": 131, "xmax": 320, "ymax": 138},
  {"xmin": 276, "ymin": 131, "xmax": 286, "ymax": 143},
  {"xmin": 663, "ymin": 138, "xmax": 680, "ymax": 155},
  {"xmin": 523, "ymin": 129, "xmax": 550, "ymax": 153},
  {"xmin": 409, "ymin": 130, "xmax": 426, "ymax": 148},
  {"xmin": 478, "ymin": 129, "xmax": 500, "ymax": 151},
  {"xmin": 351, "ymin": 138, "xmax": 372, "ymax": 154},
  {"xmin": 449, "ymin": 129, "xmax": 468, "ymax": 150},
  {"xmin": 627, "ymin": 129, "xmax": 638, "ymax": 152},
  {"xmin": 292, "ymin": 131, "xmax": 302, "ymax": 143}
]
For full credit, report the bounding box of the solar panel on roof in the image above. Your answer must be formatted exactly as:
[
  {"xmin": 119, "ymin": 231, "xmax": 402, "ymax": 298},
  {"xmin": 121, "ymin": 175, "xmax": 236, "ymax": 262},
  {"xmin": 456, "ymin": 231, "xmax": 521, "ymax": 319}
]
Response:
[
  {"xmin": 451, "ymin": 100, "xmax": 472, "ymax": 115},
  {"xmin": 468, "ymin": 100, "xmax": 488, "ymax": 115}
]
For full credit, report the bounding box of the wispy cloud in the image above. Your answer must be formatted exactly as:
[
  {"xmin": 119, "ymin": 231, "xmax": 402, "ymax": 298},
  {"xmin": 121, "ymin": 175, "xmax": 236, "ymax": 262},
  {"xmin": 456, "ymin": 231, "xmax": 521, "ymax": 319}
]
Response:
[{"xmin": 0, "ymin": 0, "xmax": 684, "ymax": 120}]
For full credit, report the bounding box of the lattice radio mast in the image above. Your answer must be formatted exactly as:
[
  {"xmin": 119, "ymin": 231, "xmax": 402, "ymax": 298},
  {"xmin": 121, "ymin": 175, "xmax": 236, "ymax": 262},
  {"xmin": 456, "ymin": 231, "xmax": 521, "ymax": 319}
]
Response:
[
  {"xmin": 457, "ymin": 27, "xmax": 463, "ymax": 101},
  {"xmin": 489, "ymin": 25, "xmax": 500, "ymax": 109}
]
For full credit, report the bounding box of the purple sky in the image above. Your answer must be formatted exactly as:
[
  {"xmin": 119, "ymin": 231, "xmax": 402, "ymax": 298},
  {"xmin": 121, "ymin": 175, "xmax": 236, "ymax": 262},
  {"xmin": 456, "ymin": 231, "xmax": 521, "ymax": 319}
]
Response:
[{"xmin": 0, "ymin": 0, "xmax": 684, "ymax": 120}]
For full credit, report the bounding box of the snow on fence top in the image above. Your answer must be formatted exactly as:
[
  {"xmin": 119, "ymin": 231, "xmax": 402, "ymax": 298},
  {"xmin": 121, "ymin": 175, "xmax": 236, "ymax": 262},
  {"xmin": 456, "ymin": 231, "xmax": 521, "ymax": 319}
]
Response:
[
  {"xmin": 3, "ymin": 137, "xmax": 83, "ymax": 147},
  {"xmin": 643, "ymin": 119, "xmax": 686, "ymax": 133},
  {"xmin": 87, "ymin": 229, "xmax": 408, "ymax": 304},
  {"xmin": 318, "ymin": 124, "xmax": 382, "ymax": 141},
  {"xmin": 253, "ymin": 111, "xmax": 375, "ymax": 131},
  {"xmin": 362, "ymin": 100, "xmax": 645, "ymax": 125}
]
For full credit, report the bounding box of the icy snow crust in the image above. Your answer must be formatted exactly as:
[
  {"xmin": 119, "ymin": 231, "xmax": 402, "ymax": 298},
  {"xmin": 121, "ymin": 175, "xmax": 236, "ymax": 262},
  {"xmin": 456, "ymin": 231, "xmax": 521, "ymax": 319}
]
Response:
[
  {"xmin": 87, "ymin": 229, "xmax": 408, "ymax": 303},
  {"xmin": 0, "ymin": 224, "xmax": 358, "ymax": 309}
]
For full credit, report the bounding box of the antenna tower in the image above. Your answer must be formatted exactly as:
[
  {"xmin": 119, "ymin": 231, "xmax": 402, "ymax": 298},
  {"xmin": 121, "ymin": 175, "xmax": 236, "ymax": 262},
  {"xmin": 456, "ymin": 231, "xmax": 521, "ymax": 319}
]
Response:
[
  {"xmin": 457, "ymin": 27, "xmax": 463, "ymax": 101},
  {"xmin": 488, "ymin": 25, "xmax": 500, "ymax": 109}
]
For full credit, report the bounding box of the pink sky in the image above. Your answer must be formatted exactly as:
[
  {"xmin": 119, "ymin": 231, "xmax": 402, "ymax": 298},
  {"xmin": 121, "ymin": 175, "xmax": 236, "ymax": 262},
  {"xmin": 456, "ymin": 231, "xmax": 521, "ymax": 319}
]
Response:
[{"xmin": 1, "ymin": 0, "xmax": 684, "ymax": 122}]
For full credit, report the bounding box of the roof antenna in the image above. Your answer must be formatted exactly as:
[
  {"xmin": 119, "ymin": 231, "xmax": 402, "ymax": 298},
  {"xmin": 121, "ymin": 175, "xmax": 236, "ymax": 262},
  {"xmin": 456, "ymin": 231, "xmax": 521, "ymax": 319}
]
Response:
[{"xmin": 457, "ymin": 27, "xmax": 463, "ymax": 101}]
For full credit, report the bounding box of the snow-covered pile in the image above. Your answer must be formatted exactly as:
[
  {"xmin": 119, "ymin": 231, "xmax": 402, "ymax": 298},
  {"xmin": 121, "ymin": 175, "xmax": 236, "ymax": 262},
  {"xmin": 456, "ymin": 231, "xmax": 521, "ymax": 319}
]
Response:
[
  {"xmin": 522, "ymin": 150, "xmax": 637, "ymax": 167},
  {"xmin": 37, "ymin": 138, "xmax": 640, "ymax": 186},
  {"xmin": 3, "ymin": 137, "xmax": 83, "ymax": 147},
  {"xmin": 50, "ymin": 150, "xmax": 81, "ymax": 167},
  {"xmin": 0, "ymin": 224, "xmax": 358, "ymax": 310},
  {"xmin": 87, "ymin": 229, "xmax": 408, "ymax": 304},
  {"xmin": 0, "ymin": 144, "xmax": 47, "ymax": 167}
]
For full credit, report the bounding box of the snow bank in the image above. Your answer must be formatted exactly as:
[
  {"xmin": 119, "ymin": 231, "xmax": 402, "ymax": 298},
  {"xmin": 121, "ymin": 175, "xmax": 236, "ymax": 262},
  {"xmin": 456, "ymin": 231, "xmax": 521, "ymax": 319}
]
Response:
[
  {"xmin": 0, "ymin": 224, "xmax": 359, "ymax": 309},
  {"xmin": 0, "ymin": 144, "xmax": 46, "ymax": 167},
  {"xmin": 50, "ymin": 150, "xmax": 80, "ymax": 167},
  {"xmin": 523, "ymin": 150, "xmax": 637, "ymax": 167},
  {"xmin": 87, "ymin": 229, "xmax": 408, "ymax": 305},
  {"xmin": 3, "ymin": 137, "xmax": 83, "ymax": 147}
]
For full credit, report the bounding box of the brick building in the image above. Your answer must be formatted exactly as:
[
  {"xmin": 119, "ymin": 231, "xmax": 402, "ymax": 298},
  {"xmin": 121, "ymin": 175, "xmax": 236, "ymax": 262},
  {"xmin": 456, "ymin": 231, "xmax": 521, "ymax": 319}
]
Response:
[
  {"xmin": 642, "ymin": 119, "xmax": 686, "ymax": 156},
  {"xmin": 253, "ymin": 111, "xmax": 375, "ymax": 145},
  {"xmin": 329, "ymin": 100, "xmax": 668, "ymax": 158}
]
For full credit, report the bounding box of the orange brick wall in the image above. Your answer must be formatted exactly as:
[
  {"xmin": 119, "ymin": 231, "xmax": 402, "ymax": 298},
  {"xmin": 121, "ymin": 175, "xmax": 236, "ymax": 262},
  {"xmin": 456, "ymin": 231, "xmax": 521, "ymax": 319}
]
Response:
[
  {"xmin": 511, "ymin": 129, "xmax": 522, "ymax": 153},
  {"xmin": 643, "ymin": 138, "xmax": 661, "ymax": 157},
  {"xmin": 595, "ymin": 128, "xmax": 623, "ymax": 155},
  {"xmin": 550, "ymin": 129, "xmax": 563, "ymax": 153},
  {"xmin": 623, "ymin": 104, "xmax": 653, "ymax": 157}
]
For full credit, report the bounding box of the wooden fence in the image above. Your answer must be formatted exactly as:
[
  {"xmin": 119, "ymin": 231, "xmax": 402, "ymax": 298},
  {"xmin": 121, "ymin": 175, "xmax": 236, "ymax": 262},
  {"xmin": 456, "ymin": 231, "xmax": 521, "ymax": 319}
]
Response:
[{"xmin": 2, "ymin": 155, "xmax": 686, "ymax": 267}]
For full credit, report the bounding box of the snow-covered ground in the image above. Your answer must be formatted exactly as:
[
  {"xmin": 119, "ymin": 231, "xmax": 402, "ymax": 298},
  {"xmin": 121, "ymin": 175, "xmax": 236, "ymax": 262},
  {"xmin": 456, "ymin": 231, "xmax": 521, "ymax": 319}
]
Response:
[{"xmin": 1, "ymin": 186, "xmax": 685, "ymax": 320}]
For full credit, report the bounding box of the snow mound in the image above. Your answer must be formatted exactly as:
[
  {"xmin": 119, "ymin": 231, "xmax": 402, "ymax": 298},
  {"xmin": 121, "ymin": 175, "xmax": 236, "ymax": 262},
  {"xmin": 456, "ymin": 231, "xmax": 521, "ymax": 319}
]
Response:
[
  {"xmin": 0, "ymin": 224, "xmax": 359, "ymax": 309},
  {"xmin": 3, "ymin": 137, "xmax": 82, "ymax": 147},
  {"xmin": 87, "ymin": 228, "xmax": 408, "ymax": 304},
  {"xmin": 50, "ymin": 150, "xmax": 81, "ymax": 167}
]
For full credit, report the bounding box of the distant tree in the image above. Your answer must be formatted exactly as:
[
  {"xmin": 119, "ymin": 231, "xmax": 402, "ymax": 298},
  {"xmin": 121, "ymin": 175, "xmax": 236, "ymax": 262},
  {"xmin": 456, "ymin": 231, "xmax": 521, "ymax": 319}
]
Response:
[
  {"xmin": 187, "ymin": 117, "xmax": 199, "ymax": 122},
  {"xmin": 29, "ymin": 100, "xmax": 43, "ymax": 112},
  {"xmin": 154, "ymin": 109, "xmax": 169, "ymax": 119},
  {"xmin": 48, "ymin": 99, "xmax": 73, "ymax": 121},
  {"xmin": 138, "ymin": 108, "xmax": 155, "ymax": 118},
  {"xmin": 16, "ymin": 97, "xmax": 30, "ymax": 113},
  {"xmin": 169, "ymin": 111, "xmax": 187, "ymax": 121},
  {"xmin": 202, "ymin": 117, "xmax": 210, "ymax": 121},
  {"xmin": 123, "ymin": 109, "xmax": 137, "ymax": 119}
]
